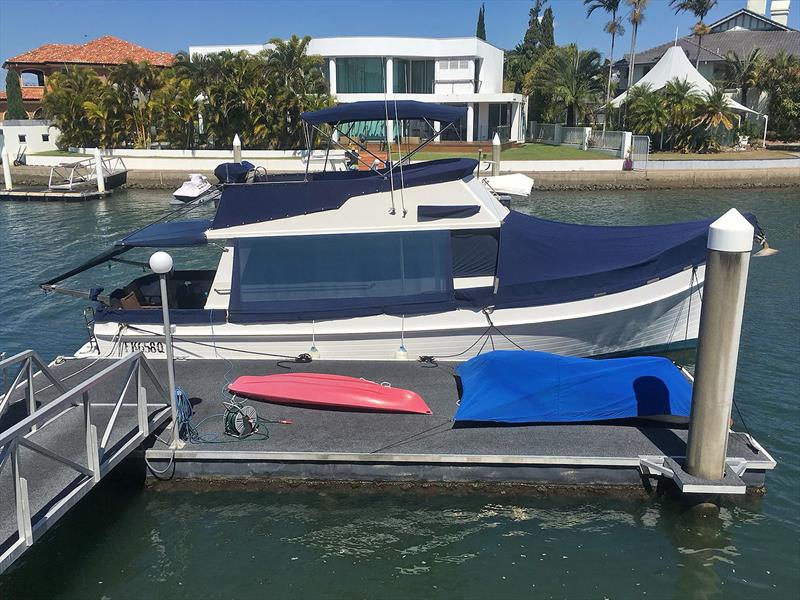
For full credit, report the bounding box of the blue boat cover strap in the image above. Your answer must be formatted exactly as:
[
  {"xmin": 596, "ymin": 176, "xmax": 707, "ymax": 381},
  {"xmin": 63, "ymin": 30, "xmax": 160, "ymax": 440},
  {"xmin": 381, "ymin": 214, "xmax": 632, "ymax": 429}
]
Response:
[
  {"xmin": 94, "ymin": 307, "xmax": 227, "ymax": 325},
  {"xmin": 116, "ymin": 219, "xmax": 211, "ymax": 248},
  {"xmin": 454, "ymin": 350, "xmax": 692, "ymax": 423},
  {"xmin": 301, "ymin": 101, "xmax": 467, "ymax": 126}
]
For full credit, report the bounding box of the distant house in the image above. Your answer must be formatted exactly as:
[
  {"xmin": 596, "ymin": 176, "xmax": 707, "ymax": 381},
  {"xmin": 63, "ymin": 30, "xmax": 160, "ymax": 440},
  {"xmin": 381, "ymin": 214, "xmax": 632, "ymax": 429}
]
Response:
[
  {"xmin": 0, "ymin": 35, "xmax": 174, "ymax": 120},
  {"xmin": 190, "ymin": 37, "xmax": 527, "ymax": 143},
  {"xmin": 615, "ymin": 3, "xmax": 799, "ymax": 111}
]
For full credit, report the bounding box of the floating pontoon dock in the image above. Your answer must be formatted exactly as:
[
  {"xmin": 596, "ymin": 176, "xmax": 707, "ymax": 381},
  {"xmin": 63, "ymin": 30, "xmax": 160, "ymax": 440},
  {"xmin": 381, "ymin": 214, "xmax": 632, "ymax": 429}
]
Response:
[
  {"xmin": 0, "ymin": 187, "xmax": 117, "ymax": 202},
  {"xmin": 0, "ymin": 352, "xmax": 778, "ymax": 573}
]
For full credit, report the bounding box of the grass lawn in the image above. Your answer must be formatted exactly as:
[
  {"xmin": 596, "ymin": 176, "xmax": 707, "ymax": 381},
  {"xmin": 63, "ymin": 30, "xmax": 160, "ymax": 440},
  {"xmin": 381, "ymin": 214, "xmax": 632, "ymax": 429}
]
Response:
[
  {"xmin": 651, "ymin": 150, "xmax": 797, "ymax": 160},
  {"xmin": 410, "ymin": 143, "xmax": 613, "ymax": 162},
  {"xmin": 32, "ymin": 150, "xmax": 89, "ymax": 157}
]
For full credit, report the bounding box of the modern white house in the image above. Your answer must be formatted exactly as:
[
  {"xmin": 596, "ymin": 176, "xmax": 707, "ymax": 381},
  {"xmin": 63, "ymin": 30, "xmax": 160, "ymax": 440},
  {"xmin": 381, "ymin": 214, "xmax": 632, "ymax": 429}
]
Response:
[{"xmin": 188, "ymin": 37, "xmax": 527, "ymax": 143}]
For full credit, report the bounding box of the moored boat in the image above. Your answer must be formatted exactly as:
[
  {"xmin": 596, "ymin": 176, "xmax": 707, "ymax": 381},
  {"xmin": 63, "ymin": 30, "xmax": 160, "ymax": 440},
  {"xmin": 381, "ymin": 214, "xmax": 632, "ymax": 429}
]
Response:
[{"xmin": 40, "ymin": 101, "xmax": 763, "ymax": 362}]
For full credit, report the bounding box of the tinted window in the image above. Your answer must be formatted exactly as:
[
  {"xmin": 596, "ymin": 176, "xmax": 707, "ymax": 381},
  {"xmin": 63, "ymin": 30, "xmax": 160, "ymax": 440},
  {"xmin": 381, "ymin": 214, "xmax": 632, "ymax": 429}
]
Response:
[
  {"xmin": 451, "ymin": 229, "xmax": 499, "ymax": 278},
  {"xmin": 233, "ymin": 231, "xmax": 452, "ymax": 308}
]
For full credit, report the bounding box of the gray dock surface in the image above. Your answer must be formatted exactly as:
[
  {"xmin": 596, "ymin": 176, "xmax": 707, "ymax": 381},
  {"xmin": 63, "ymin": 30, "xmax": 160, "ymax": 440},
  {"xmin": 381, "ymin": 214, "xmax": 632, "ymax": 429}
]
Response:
[{"xmin": 132, "ymin": 357, "xmax": 772, "ymax": 486}]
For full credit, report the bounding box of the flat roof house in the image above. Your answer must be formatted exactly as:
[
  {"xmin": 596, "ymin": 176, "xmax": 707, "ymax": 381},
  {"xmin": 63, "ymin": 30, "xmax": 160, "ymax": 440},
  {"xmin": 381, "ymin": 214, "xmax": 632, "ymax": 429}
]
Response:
[
  {"xmin": 189, "ymin": 36, "xmax": 527, "ymax": 142},
  {"xmin": 0, "ymin": 35, "xmax": 174, "ymax": 120}
]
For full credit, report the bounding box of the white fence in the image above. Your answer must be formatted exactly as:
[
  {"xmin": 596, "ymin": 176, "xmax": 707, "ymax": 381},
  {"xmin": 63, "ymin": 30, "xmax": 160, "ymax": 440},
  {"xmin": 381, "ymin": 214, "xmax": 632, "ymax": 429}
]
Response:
[{"xmin": 527, "ymin": 123, "xmax": 636, "ymax": 158}]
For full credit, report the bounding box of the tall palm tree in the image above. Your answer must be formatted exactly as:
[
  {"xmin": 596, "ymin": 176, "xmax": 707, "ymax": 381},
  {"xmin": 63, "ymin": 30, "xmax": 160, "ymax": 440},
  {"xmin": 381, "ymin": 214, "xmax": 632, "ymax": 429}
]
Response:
[
  {"xmin": 669, "ymin": 0, "xmax": 718, "ymax": 68},
  {"xmin": 584, "ymin": 0, "xmax": 625, "ymax": 126},
  {"xmin": 724, "ymin": 47, "xmax": 763, "ymax": 107},
  {"xmin": 526, "ymin": 44, "xmax": 604, "ymax": 126},
  {"xmin": 625, "ymin": 0, "xmax": 648, "ymax": 89}
]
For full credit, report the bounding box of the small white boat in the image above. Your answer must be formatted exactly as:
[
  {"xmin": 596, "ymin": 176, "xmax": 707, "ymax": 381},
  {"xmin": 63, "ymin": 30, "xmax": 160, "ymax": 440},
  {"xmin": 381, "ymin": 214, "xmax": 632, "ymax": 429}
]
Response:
[
  {"xmin": 172, "ymin": 174, "xmax": 221, "ymax": 205},
  {"xmin": 480, "ymin": 173, "xmax": 534, "ymax": 203}
]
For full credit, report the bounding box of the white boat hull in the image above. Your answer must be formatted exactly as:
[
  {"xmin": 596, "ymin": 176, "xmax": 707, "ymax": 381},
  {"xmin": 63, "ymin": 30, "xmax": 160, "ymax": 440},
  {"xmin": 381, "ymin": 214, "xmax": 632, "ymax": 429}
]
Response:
[{"xmin": 80, "ymin": 266, "xmax": 704, "ymax": 361}]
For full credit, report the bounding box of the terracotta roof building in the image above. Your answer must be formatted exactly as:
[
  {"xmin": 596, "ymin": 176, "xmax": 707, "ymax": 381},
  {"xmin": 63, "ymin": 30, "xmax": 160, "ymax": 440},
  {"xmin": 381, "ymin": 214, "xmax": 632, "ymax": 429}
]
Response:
[{"xmin": 1, "ymin": 36, "xmax": 174, "ymax": 119}]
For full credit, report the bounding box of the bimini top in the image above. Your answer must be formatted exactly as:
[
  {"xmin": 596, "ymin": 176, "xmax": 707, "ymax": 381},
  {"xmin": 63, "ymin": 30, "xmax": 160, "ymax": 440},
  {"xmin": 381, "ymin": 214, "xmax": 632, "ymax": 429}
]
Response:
[{"xmin": 301, "ymin": 100, "xmax": 468, "ymax": 126}]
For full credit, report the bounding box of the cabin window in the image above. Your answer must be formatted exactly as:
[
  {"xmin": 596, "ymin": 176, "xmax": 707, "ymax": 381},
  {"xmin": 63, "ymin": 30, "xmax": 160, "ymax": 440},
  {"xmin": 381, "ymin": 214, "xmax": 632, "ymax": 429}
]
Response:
[
  {"xmin": 231, "ymin": 231, "xmax": 453, "ymax": 314},
  {"xmin": 336, "ymin": 58, "xmax": 385, "ymax": 94},
  {"xmin": 451, "ymin": 229, "xmax": 499, "ymax": 278}
]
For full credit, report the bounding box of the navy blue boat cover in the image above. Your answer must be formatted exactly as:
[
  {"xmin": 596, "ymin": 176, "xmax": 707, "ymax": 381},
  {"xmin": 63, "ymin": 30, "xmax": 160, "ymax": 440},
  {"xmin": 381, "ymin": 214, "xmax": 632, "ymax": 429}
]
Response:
[
  {"xmin": 491, "ymin": 211, "xmax": 756, "ymax": 309},
  {"xmin": 454, "ymin": 350, "xmax": 692, "ymax": 423},
  {"xmin": 116, "ymin": 219, "xmax": 211, "ymax": 248},
  {"xmin": 301, "ymin": 101, "xmax": 467, "ymax": 126}
]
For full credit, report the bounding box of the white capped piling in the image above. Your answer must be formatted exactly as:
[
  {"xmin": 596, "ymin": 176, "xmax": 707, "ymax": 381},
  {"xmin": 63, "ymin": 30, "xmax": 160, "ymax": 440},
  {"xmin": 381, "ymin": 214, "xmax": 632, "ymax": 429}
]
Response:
[
  {"xmin": 685, "ymin": 209, "xmax": 754, "ymax": 481},
  {"xmin": 94, "ymin": 148, "xmax": 106, "ymax": 193},
  {"xmin": 233, "ymin": 134, "xmax": 242, "ymax": 163},
  {"xmin": 491, "ymin": 133, "xmax": 501, "ymax": 176},
  {"xmin": 150, "ymin": 251, "xmax": 180, "ymax": 448},
  {"xmin": 1, "ymin": 146, "xmax": 12, "ymax": 190}
]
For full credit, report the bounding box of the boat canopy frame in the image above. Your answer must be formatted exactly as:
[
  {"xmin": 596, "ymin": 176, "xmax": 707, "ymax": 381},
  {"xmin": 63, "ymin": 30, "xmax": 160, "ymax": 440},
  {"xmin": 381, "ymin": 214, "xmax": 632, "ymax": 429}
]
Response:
[{"xmin": 300, "ymin": 100, "xmax": 467, "ymax": 181}]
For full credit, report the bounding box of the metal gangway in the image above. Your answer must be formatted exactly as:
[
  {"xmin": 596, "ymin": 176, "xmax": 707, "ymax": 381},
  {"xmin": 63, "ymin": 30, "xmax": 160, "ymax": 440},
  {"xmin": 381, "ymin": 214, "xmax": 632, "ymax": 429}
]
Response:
[
  {"xmin": 0, "ymin": 350, "xmax": 172, "ymax": 573},
  {"xmin": 48, "ymin": 155, "xmax": 127, "ymax": 191}
]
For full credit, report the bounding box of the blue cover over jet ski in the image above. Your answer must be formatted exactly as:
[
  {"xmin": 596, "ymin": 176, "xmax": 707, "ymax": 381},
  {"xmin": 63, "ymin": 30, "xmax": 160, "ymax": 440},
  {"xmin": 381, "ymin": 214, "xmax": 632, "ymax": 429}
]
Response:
[{"xmin": 454, "ymin": 350, "xmax": 692, "ymax": 423}]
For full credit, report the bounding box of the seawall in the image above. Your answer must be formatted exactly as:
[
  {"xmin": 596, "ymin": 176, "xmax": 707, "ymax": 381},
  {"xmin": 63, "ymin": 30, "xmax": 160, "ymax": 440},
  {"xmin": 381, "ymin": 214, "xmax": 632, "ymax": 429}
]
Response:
[{"xmin": 2, "ymin": 165, "xmax": 799, "ymax": 191}]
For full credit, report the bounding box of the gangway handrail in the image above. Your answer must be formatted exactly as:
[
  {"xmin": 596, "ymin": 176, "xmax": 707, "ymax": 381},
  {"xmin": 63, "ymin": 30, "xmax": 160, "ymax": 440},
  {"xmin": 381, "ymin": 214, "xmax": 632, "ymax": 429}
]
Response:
[
  {"xmin": 0, "ymin": 350, "xmax": 68, "ymax": 422},
  {"xmin": 0, "ymin": 351, "xmax": 171, "ymax": 574},
  {"xmin": 48, "ymin": 155, "xmax": 127, "ymax": 191}
]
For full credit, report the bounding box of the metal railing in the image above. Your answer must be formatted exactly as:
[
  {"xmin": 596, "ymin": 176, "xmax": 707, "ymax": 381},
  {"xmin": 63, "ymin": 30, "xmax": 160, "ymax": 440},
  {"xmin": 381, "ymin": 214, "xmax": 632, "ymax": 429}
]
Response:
[
  {"xmin": 560, "ymin": 127, "xmax": 587, "ymax": 147},
  {"xmin": 527, "ymin": 122, "xmax": 559, "ymax": 144},
  {"xmin": 0, "ymin": 352, "xmax": 171, "ymax": 573},
  {"xmin": 631, "ymin": 135, "xmax": 651, "ymax": 171},
  {"xmin": 0, "ymin": 350, "xmax": 68, "ymax": 424},
  {"xmin": 589, "ymin": 130, "xmax": 626, "ymax": 155},
  {"xmin": 490, "ymin": 125, "xmax": 511, "ymax": 143},
  {"xmin": 48, "ymin": 155, "xmax": 126, "ymax": 191}
]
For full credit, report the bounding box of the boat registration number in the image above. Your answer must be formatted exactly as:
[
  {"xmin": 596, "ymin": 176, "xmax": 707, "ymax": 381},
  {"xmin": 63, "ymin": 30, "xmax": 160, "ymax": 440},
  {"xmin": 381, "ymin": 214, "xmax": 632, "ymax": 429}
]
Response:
[{"xmin": 122, "ymin": 341, "xmax": 166, "ymax": 354}]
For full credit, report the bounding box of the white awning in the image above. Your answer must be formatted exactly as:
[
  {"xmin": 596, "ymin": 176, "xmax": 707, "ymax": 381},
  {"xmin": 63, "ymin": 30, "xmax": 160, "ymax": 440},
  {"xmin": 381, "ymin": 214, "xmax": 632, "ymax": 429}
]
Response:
[{"xmin": 611, "ymin": 46, "xmax": 757, "ymax": 114}]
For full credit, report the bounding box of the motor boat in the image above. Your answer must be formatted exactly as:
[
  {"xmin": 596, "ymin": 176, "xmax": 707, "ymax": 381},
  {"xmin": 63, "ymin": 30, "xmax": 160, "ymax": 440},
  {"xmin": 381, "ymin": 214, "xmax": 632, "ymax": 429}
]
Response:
[
  {"xmin": 172, "ymin": 173, "xmax": 222, "ymax": 205},
  {"xmin": 40, "ymin": 101, "xmax": 764, "ymax": 362}
]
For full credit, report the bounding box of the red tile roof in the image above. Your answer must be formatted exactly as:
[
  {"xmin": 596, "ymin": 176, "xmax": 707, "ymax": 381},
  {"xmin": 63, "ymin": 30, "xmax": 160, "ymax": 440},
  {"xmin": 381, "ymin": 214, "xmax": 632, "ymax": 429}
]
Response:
[
  {"xmin": 4, "ymin": 36, "xmax": 174, "ymax": 67},
  {"xmin": 0, "ymin": 87, "xmax": 45, "ymax": 101}
]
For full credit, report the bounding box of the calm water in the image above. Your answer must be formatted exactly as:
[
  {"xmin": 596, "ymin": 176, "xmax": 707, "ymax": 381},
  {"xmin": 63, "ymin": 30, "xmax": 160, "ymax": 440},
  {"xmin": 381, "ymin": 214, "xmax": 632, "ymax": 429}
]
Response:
[{"xmin": 0, "ymin": 187, "xmax": 798, "ymax": 599}]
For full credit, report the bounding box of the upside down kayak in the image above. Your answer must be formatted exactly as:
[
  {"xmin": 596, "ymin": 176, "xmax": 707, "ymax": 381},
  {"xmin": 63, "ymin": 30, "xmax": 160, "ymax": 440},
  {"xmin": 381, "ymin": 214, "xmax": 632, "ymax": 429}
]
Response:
[{"xmin": 228, "ymin": 373, "xmax": 432, "ymax": 414}]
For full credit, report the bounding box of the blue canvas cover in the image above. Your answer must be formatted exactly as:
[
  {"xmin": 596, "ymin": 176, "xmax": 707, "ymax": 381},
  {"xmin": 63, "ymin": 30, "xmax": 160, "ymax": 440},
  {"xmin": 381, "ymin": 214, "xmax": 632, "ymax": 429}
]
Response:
[
  {"xmin": 491, "ymin": 211, "xmax": 757, "ymax": 309},
  {"xmin": 116, "ymin": 219, "xmax": 211, "ymax": 248},
  {"xmin": 454, "ymin": 350, "xmax": 692, "ymax": 423},
  {"xmin": 301, "ymin": 100, "xmax": 467, "ymax": 126}
]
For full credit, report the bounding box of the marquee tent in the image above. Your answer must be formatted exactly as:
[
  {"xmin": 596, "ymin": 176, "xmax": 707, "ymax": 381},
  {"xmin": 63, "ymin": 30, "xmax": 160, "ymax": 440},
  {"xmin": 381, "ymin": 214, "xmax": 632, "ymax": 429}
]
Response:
[{"xmin": 610, "ymin": 46, "xmax": 756, "ymax": 113}]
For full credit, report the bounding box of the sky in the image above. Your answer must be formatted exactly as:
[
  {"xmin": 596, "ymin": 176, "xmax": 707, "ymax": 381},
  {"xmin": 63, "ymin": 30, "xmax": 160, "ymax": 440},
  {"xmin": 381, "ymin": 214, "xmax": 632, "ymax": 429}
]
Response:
[{"xmin": 1, "ymin": 0, "xmax": 799, "ymax": 89}]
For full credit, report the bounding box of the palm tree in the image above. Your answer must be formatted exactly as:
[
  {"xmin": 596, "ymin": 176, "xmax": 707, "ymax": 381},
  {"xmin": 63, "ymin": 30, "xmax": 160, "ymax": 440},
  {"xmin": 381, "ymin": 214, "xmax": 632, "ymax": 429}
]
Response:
[
  {"xmin": 724, "ymin": 47, "xmax": 763, "ymax": 107},
  {"xmin": 584, "ymin": 0, "xmax": 625, "ymax": 125},
  {"xmin": 42, "ymin": 66, "xmax": 105, "ymax": 148},
  {"xmin": 109, "ymin": 60, "xmax": 161, "ymax": 148},
  {"xmin": 695, "ymin": 88, "xmax": 735, "ymax": 131},
  {"xmin": 526, "ymin": 44, "xmax": 604, "ymax": 126},
  {"xmin": 625, "ymin": 0, "xmax": 648, "ymax": 90},
  {"xmin": 626, "ymin": 84, "xmax": 669, "ymax": 147},
  {"xmin": 669, "ymin": 0, "xmax": 718, "ymax": 68},
  {"xmin": 662, "ymin": 77, "xmax": 701, "ymax": 147}
]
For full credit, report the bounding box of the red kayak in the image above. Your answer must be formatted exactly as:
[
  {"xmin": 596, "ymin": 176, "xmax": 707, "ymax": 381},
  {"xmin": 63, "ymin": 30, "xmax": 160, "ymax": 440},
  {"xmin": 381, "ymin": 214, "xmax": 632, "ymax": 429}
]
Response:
[{"xmin": 228, "ymin": 373, "xmax": 432, "ymax": 414}]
